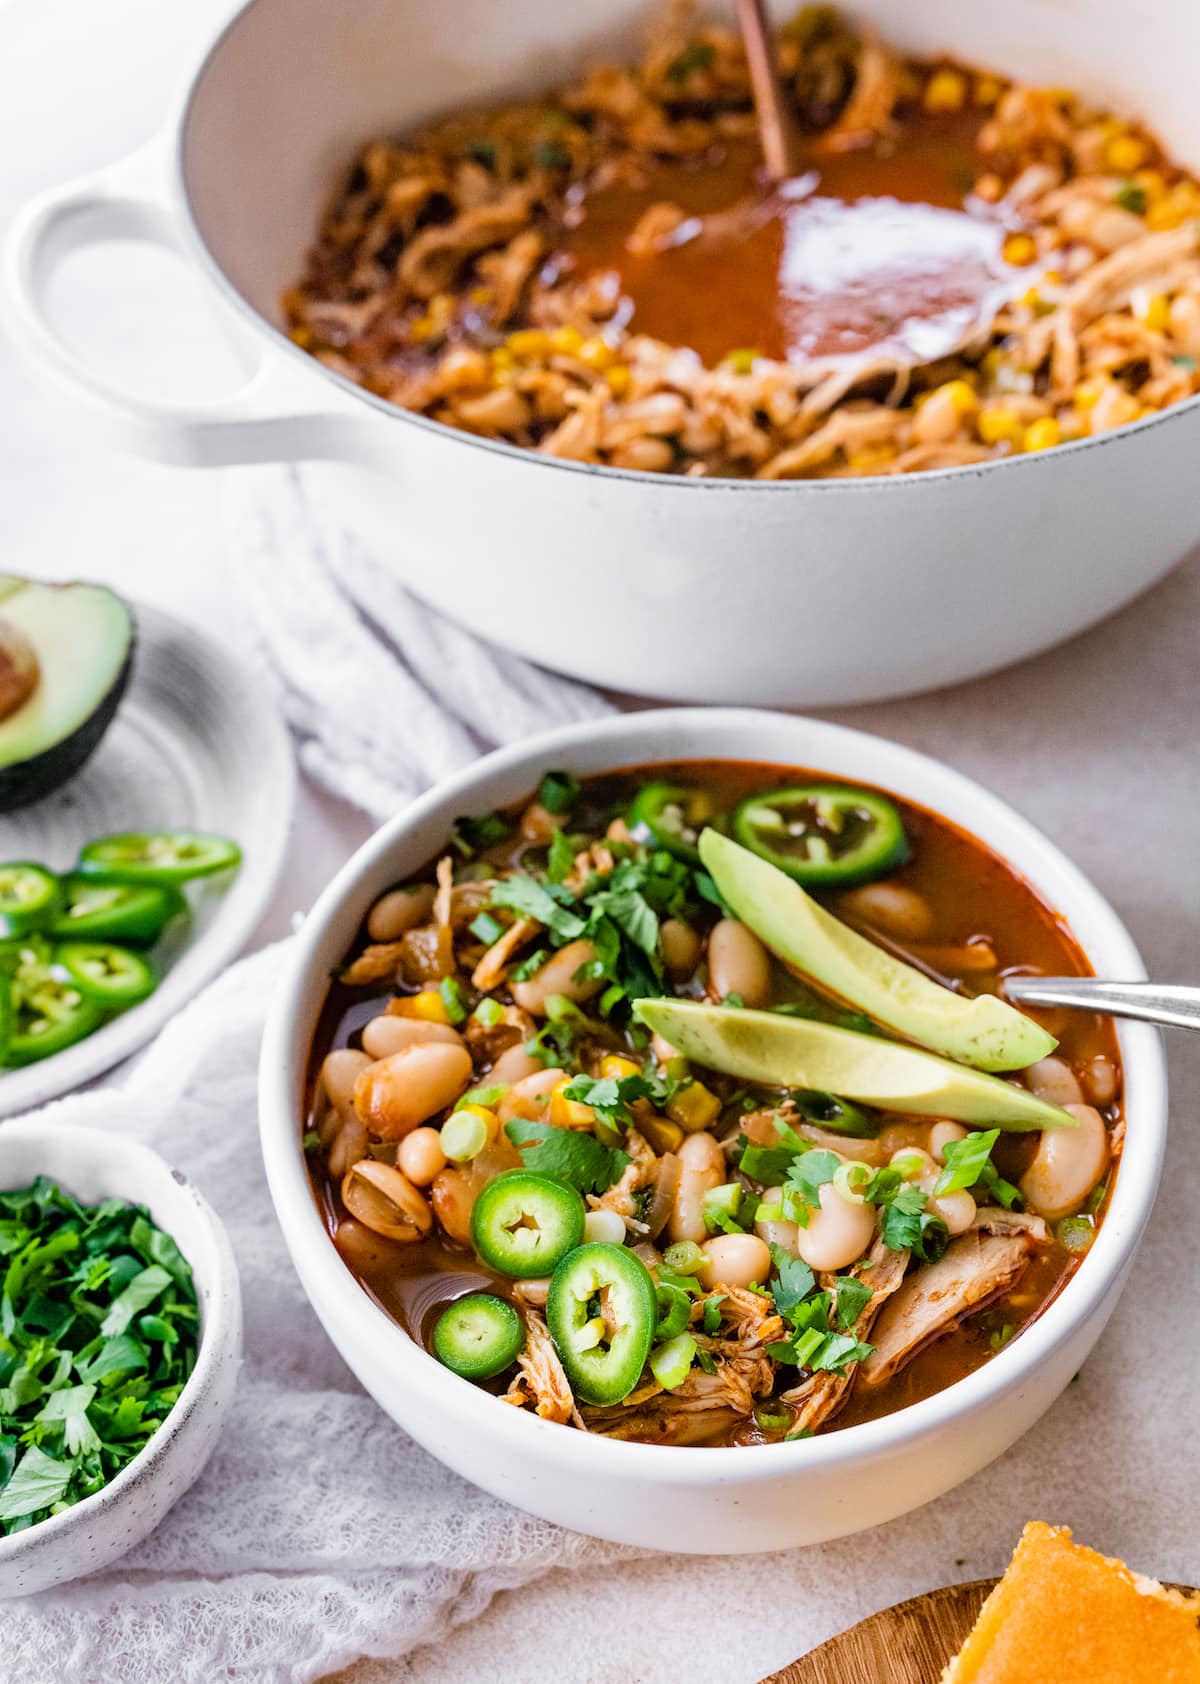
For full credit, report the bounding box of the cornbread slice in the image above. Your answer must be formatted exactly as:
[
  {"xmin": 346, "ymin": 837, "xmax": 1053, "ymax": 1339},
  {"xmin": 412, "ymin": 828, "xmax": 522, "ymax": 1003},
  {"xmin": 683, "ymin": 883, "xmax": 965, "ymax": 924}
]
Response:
[{"xmin": 943, "ymin": 1522, "xmax": 1200, "ymax": 1682}]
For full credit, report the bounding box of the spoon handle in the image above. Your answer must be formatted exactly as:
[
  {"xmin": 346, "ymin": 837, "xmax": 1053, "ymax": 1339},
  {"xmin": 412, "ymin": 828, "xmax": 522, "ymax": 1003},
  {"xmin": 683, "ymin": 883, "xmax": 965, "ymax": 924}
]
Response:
[
  {"xmin": 734, "ymin": 0, "xmax": 805, "ymax": 179},
  {"xmin": 1004, "ymin": 977, "xmax": 1200, "ymax": 1032}
]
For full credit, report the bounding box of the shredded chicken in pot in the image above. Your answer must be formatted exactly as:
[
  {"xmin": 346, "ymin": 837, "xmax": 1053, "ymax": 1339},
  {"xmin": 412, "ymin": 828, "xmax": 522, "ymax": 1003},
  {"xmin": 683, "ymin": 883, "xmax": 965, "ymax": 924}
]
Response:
[{"xmin": 285, "ymin": 6, "xmax": 1200, "ymax": 480}]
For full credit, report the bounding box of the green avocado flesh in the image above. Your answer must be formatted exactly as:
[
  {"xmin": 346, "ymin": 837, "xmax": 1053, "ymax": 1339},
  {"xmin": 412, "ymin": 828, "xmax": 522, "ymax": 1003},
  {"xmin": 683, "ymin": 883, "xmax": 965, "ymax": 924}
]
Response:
[
  {"xmin": 0, "ymin": 577, "xmax": 134, "ymax": 812},
  {"xmin": 700, "ymin": 830, "xmax": 1057, "ymax": 1073},
  {"xmin": 636, "ymin": 999, "xmax": 1075, "ymax": 1131}
]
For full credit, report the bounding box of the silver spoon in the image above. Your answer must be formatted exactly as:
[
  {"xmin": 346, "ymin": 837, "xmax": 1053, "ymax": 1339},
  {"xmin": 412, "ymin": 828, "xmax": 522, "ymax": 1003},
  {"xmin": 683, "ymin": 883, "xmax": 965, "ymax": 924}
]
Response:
[{"xmin": 1003, "ymin": 977, "xmax": 1200, "ymax": 1032}]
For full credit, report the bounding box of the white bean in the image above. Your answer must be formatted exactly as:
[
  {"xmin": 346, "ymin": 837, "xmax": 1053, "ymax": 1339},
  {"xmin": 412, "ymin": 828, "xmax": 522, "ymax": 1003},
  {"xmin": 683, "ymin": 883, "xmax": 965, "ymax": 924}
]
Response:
[
  {"xmin": 660, "ymin": 918, "xmax": 702, "ymax": 979},
  {"xmin": 496, "ymin": 1067, "xmax": 565, "ymax": 1123},
  {"xmin": 431, "ymin": 1166, "xmax": 476, "ymax": 1245},
  {"xmin": 584, "ymin": 1208, "xmax": 627, "ymax": 1246},
  {"xmin": 667, "ymin": 1132, "xmax": 724, "ymax": 1244},
  {"xmin": 1025, "ymin": 1056, "xmax": 1084, "ymax": 1109},
  {"xmin": 488, "ymin": 1045, "xmax": 543, "ymax": 1087},
  {"xmin": 837, "ymin": 881, "xmax": 934, "ymax": 941},
  {"xmin": 513, "ymin": 1276, "xmax": 552, "ymax": 1308},
  {"xmin": 353, "ymin": 1043, "xmax": 474, "ymax": 1139},
  {"xmin": 1020, "ymin": 1104, "xmax": 1109, "ymax": 1220},
  {"xmin": 361, "ymin": 1014, "xmax": 462, "ymax": 1059},
  {"xmin": 698, "ymin": 1233, "xmax": 771, "ymax": 1290},
  {"xmin": 327, "ymin": 1114, "xmax": 368, "ymax": 1180},
  {"xmin": 707, "ymin": 919, "xmax": 772, "ymax": 1007},
  {"xmin": 320, "ymin": 1047, "xmax": 373, "ymax": 1113},
  {"xmin": 511, "ymin": 939, "xmax": 602, "ymax": 1016},
  {"xmin": 755, "ymin": 1185, "xmax": 800, "ymax": 1256},
  {"xmin": 398, "ymin": 1127, "xmax": 447, "ymax": 1186},
  {"xmin": 1083, "ymin": 1054, "xmax": 1119, "ymax": 1108},
  {"xmin": 367, "ymin": 883, "xmax": 436, "ymax": 943},
  {"xmin": 927, "ymin": 1189, "xmax": 977, "ymax": 1236},
  {"xmin": 929, "ymin": 1122, "xmax": 968, "ymax": 1162},
  {"xmin": 793, "ymin": 1183, "xmax": 878, "ymax": 1273},
  {"xmin": 341, "ymin": 1160, "xmax": 432, "ymax": 1241}
]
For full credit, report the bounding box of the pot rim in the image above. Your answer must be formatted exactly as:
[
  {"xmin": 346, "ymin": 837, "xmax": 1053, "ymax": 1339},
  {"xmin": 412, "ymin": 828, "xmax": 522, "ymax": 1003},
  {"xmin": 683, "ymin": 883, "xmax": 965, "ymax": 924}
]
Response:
[
  {"xmin": 172, "ymin": 0, "xmax": 1200, "ymax": 495},
  {"xmin": 259, "ymin": 706, "xmax": 1167, "ymax": 1488}
]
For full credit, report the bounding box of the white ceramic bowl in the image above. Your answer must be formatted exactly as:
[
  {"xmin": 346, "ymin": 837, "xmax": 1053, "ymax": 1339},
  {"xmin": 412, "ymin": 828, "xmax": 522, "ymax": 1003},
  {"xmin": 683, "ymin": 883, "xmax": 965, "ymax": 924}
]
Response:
[
  {"xmin": 0, "ymin": 1120, "xmax": 242, "ymax": 1597},
  {"xmin": 8, "ymin": 0, "xmax": 1200, "ymax": 705},
  {"xmin": 259, "ymin": 709, "xmax": 1167, "ymax": 1554}
]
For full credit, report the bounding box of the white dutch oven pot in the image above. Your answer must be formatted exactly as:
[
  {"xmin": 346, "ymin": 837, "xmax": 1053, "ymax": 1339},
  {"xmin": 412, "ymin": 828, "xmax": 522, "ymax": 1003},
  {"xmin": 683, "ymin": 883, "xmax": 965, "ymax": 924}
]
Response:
[{"xmin": 8, "ymin": 0, "xmax": 1200, "ymax": 705}]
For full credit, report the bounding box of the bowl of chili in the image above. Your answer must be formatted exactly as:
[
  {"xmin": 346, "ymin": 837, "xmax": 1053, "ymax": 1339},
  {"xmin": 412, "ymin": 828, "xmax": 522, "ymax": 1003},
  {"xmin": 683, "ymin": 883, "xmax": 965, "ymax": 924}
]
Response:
[{"xmin": 259, "ymin": 707, "xmax": 1167, "ymax": 1553}]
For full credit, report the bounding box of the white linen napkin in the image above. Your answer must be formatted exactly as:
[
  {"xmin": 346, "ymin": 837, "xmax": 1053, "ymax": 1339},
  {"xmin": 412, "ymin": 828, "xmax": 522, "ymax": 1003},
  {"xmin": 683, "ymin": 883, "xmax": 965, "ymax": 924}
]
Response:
[
  {"xmin": 6, "ymin": 937, "xmax": 1200, "ymax": 1684},
  {"xmin": 224, "ymin": 466, "xmax": 614, "ymax": 820}
]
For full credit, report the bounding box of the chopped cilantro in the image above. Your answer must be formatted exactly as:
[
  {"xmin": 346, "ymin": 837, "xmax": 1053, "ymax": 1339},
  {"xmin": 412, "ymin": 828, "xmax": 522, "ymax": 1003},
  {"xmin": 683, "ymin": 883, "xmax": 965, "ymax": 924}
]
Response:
[
  {"xmin": 666, "ymin": 40, "xmax": 715, "ymax": 79},
  {"xmin": 455, "ymin": 1084, "xmax": 505, "ymax": 1112},
  {"xmin": 781, "ymin": 1148, "xmax": 842, "ymax": 1227},
  {"xmin": 833, "ymin": 1274, "xmax": 872, "ymax": 1331},
  {"xmin": 1114, "ymin": 180, "xmax": 1147, "ymax": 214},
  {"xmin": 0, "ymin": 1179, "xmax": 198, "ymax": 1534},
  {"xmin": 504, "ymin": 1118, "xmax": 630, "ymax": 1195},
  {"xmin": 546, "ymin": 828, "xmax": 577, "ymax": 884},
  {"xmin": 933, "ymin": 1128, "xmax": 999, "ymax": 1194},
  {"xmin": 489, "ymin": 876, "xmax": 585, "ymax": 942},
  {"xmin": 768, "ymin": 1246, "xmax": 815, "ymax": 1316},
  {"xmin": 874, "ymin": 1181, "xmax": 949, "ymax": 1262},
  {"xmin": 537, "ymin": 771, "xmax": 581, "ymax": 815}
]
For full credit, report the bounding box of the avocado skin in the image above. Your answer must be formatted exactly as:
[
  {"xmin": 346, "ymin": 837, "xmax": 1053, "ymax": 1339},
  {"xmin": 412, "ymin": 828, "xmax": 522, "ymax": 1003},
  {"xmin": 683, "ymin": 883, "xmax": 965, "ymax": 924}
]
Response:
[{"xmin": 0, "ymin": 626, "xmax": 136, "ymax": 814}]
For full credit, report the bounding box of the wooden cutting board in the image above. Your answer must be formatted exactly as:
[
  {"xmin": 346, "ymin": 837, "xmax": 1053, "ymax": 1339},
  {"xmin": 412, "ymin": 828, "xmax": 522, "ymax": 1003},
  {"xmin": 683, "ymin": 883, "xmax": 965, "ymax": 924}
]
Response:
[
  {"xmin": 762, "ymin": 1577, "xmax": 1199, "ymax": 1683},
  {"xmin": 760, "ymin": 1581, "xmax": 994, "ymax": 1684}
]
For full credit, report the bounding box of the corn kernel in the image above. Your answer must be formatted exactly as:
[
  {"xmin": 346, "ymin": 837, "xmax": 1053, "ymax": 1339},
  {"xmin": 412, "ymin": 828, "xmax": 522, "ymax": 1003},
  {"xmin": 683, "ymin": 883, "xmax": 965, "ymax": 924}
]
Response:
[
  {"xmin": 391, "ymin": 989, "xmax": 452, "ymax": 1025},
  {"xmin": 1134, "ymin": 289, "xmax": 1171, "ymax": 333},
  {"xmin": 973, "ymin": 74, "xmax": 1004, "ymax": 108},
  {"xmin": 1073, "ymin": 379, "xmax": 1106, "ymax": 411},
  {"xmin": 639, "ymin": 1114, "xmax": 684, "ymax": 1154},
  {"xmin": 490, "ymin": 347, "xmax": 515, "ymax": 373},
  {"xmin": 550, "ymin": 1079, "xmax": 595, "ymax": 1131},
  {"xmin": 600, "ymin": 1055, "xmax": 641, "ymax": 1081},
  {"xmin": 577, "ymin": 336, "xmax": 615, "ymax": 370},
  {"xmin": 666, "ymin": 1080, "xmax": 722, "ymax": 1134},
  {"xmin": 1018, "ymin": 285, "xmax": 1041, "ymax": 310},
  {"xmin": 977, "ymin": 407, "xmax": 1023, "ymax": 445},
  {"xmin": 454, "ymin": 1103, "xmax": 501, "ymax": 1142},
  {"xmin": 1106, "ymin": 133, "xmax": 1149, "ymax": 174},
  {"xmin": 1042, "ymin": 268, "xmax": 1063, "ymax": 287},
  {"xmin": 549, "ymin": 325, "xmax": 583, "ymax": 354},
  {"xmin": 1023, "ymin": 416, "xmax": 1061, "ymax": 452},
  {"xmin": 923, "ymin": 68, "xmax": 967, "ymax": 113},
  {"xmin": 845, "ymin": 444, "xmax": 895, "ymax": 471},
  {"xmin": 468, "ymin": 285, "xmax": 494, "ymax": 306},
  {"xmin": 940, "ymin": 379, "xmax": 979, "ymax": 416},
  {"xmin": 605, "ymin": 365, "xmax": 631, "ymax": 397},
  {"xmin": 506, "ymin": 328, "xmax": 550, "ymax": 357},
  {"xmin": 288, "ymin": 325, "xmax": 314, "ymax": 349},
  {"xmin": 1002, "ymin": 232, "xmax": 1038, "ymax": 267}
]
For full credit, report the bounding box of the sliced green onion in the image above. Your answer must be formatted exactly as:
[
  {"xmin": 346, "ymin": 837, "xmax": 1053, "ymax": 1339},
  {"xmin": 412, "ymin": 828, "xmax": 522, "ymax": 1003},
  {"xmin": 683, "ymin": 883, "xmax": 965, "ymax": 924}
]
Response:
[
  {"xmin": 792, "ymin": 1327, "xmax": 824, "ymax": 1369},
  {"xmin": 1056, "ymin": 1215, "xmax": 1095, "ymax": 1252},
  {"xmin": 440, "ymin": 1111, "xmax": 488, "ymax": 1162},
  {"xmin": 655, "ymin": 1283, "xmax": 692, "ymax": 1340},
  {"xmin": 662, "ymin": 1241, "xmax": 705, "ymax": 1276},
  {"xmin": 649, "ymin": 1333, "xmax": 696, "ymax": 1391},
  {"xmin": 455, "ymin": 1084, "xmax": 504, "ymax": 1111},
  {"xmin": 891, "ymin": 1150, "xmax": 928, "ymax": 1182},
  {"xmin": 754, "ymin": 1405, "xmax": 792, "ymax": 1432},
  {"xmin": 470, "ymin": 912, "xmax": 505, "ymax": 946},
  {"xmin": 439, "ymin": 977, "xmax": 469, "ymax": 1024},
  {"xmin": 833, "ymin": 1160, "xmax": 873, "ymax": 1204},
  {"xmin": 472, "ymin": 997, "xmax": 505, "ymax": 1028},
  {"xmin": 702, "ymin": 1294, "xmax": 725, "ymax": 1335}
]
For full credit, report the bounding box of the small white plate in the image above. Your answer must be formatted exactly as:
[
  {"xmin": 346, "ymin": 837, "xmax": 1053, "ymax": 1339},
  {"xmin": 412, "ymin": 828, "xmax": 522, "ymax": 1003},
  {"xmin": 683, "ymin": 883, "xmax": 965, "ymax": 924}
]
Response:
[{"xmin": 0, "ymin": 601, "xmax": 295, "ymax": 1117}]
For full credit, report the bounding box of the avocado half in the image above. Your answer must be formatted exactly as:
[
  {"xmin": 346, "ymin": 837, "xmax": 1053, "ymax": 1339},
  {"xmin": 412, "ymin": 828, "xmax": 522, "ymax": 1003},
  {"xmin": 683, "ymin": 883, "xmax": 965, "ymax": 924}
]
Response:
[{"xmin": 0, "ymin": 576, "xmax": 135, "ymax": 812}]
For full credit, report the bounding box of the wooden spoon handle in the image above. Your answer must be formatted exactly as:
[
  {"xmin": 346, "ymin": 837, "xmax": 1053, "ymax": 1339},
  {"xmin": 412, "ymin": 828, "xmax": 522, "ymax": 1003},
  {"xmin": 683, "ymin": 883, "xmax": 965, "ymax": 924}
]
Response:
[{"xmin": 734, "ymin": 0, "xmax": 805, "ymax": 180}]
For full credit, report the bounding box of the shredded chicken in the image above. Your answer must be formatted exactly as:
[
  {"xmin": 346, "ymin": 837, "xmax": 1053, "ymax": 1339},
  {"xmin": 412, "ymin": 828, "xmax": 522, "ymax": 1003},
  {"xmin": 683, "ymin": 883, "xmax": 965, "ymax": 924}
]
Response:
[
  {"xmin": 471, "ymin": 916, "xmax": 538, "ymax": 991},
  {"xmin": 596, "ymin": 1128, "xmax": 657, "ymax": 1224},
  {"xmin": 860, "ymin": 1228, "xmax": 1037, "ymax": 1389},
  {"xmin": 780, "ymin": 1240, "xmax": 909, "ymax": 1432},
  {"xmin": 501, "ymin": 1311, "xmax": 575, "ymax": 1424}
]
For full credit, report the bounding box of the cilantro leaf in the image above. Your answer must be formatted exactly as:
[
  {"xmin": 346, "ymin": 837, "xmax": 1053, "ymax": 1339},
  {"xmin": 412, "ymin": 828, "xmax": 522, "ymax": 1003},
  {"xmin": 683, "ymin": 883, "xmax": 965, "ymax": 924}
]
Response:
[
  {"xmin": 833, "ymin": 1275, "xmax": 872, "ymax": 1331},
  {"xmin": 504, "ymin": 1118, "xmax": 630, "ymax": 1195},
  {"xmin": 546, "ymin": 828, "xmax": 576, "ymax": 884},
  {"xmin": 537, "ymin": 770, "xmax": 581, "ymax": 815},
  {"xmin": 101, "ymin": 1264, "xmax": 171, "ymax": 1336},
  {"xmin": 877, "ymin": 1183, "xmax": 949, "ymax": 1262},
  {"xmin": 489, "ymin": 877, "xmax": 585, "ymax": 942},
  {"xmin": 0, "ymin": 1445, "xmax": 73, "ymax": 1520},
  {"xmin": 768, "ymin": 1246, "xmax": 815, "ymax": 1316}
]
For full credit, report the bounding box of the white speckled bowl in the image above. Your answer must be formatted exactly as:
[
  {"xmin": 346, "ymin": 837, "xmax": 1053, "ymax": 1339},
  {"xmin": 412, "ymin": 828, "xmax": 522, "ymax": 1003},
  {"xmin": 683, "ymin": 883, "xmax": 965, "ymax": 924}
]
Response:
[{"xmin": 0, "ymin": 1120, "xmax": 241, "ymax": 1597}]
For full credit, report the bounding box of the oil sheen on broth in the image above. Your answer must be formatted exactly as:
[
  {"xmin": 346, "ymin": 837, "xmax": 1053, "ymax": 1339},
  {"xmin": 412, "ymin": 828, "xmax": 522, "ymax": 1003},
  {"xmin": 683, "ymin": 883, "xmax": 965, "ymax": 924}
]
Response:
[{"xmin": 556, "ymin": 108, "xmax": 1018, "ymax": 369}]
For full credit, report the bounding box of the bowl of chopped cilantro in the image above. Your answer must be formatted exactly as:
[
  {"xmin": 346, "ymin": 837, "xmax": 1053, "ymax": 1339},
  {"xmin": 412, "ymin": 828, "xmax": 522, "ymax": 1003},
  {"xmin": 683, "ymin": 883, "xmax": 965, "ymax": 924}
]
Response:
[{"xmin": 0, "ymin": 1119, "xmax": 240, "ymax": 1595}]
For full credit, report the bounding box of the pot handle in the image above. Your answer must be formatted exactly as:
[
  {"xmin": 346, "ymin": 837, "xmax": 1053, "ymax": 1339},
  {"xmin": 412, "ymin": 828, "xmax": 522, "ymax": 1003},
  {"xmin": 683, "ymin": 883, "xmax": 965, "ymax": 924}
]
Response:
[{"xmin": 5, "ymin": 142, "xmax": 353, "ymax": 467}]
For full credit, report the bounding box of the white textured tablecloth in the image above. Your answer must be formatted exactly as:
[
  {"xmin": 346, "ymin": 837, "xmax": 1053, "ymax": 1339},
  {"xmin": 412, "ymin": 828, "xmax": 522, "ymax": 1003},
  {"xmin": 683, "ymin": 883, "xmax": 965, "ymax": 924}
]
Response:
[{"xmin": 6, "ymin": 464, "xmax": 1199, "ymax": 1682}]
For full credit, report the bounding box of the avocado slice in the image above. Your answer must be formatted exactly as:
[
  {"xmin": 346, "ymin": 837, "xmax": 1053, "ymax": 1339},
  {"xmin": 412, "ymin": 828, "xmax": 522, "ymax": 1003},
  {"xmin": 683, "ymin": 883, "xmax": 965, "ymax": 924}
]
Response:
[
  {"xmin": 700, "ymin": 830, "xmax": 1056, "ymax": 1073},
  {"xmin": 636, "ymin": 999, "xmax": 1074, "ymax": 1131},
  {"xmin": 0, "ymin": 577, "xmax": 134, "ymax": 813}
]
